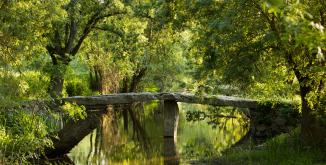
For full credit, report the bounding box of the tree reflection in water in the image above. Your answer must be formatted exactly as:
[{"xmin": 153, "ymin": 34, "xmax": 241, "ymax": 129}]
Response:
[{"xmin": 69, "ymin": 102, "xmax": 249, "ymax": 165}]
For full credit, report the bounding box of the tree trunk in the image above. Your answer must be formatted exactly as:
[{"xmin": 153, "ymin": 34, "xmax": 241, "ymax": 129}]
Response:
[
  {"xmin": 47, "ymin": 50, "xmax": 70, "ymax": 98},
  {"xmin": 49, "ymin": 64, "xmax": 66, "ymax": 98},
  {"xmin": 45, "ymin": 107, "xmax": 106, "ymax": 158},
  {"xmin": 286, "ymin": 49, "xmax": 326, "ymax": 147},
  {"xmin": 299, "ymin": 82, "xmax": 326, "ymax": 147},
  {"xmin": 300, "ymin": 87, "xmax": 316, "ymax": 145},
  {"xmin": 89, "ymin": 65, "xmax": 104, "ymax": 93}
]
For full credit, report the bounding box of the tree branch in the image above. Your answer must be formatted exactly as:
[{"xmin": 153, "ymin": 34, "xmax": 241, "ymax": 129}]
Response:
[
  {"xmin": 66, "ymin": 18, "xmax": 77, "ymax": 52},
  {"xmin": 94, "ymin": 26, "xmax": 123, "ymax": 37},
  {"xmin": 70, "ymin": 11, "xmax": 126, "ymax": 56}
]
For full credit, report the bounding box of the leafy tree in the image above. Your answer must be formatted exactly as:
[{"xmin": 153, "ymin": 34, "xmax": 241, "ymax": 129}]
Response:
[
  {"xmin": 44, "ymin": 0, "xmax": 126, "ymax": 97},
  {"xmin": 0, "ymin": 1, "xmax": 66, "ymax": 102},
  {"xmin": 177, "ymin": 0, "xmax": 325, "ymax": 145},
  {"xmin": 0, "ymin": 0, "xmax": 127, "ymax": 98},
  {"xmin": 0, "ymin": 1, "xmax": 61, "ymax": 67}
]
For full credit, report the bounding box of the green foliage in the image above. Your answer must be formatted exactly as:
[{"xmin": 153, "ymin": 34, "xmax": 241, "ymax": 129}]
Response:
[
  {"xmin": 0, "ymin": 0, "xmax": 324, "ymax": 162},
  {"xmin": 0, "ymin": 0, "xmax": 66, "ymax": 66},
  {"xmin": 63, "ymin": 55, "xmax": 93, "ymax": 96},
  {"xmin": 179, "ymin": 104, "xmax": 249, "ymax": 160},
  {"xmin": 0, "ymin": 70, "xmax": 49, "ymax": 104},
  {"xmin": 0, "ymin": 109, "xmax": 53, "ymax": 164},
  {"xmin": 220, "ymin": 128, "xmax": 326, "ymax": 165},
  {"xmin": 61, "ymin": 102, "xmax": 87, "ymax": 121},
  {"xmin": 176, "ymin": 0, "xmax": 325, "ymax": 101},
  {"xmin": 65, "ymin": 79, "xmax": 91, "ymax": 97}
]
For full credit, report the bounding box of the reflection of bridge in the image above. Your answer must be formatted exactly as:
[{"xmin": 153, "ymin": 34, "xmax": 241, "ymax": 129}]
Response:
[{"xmin": 46, "ymin": 92, "xmax": 295, "ymax": 164}]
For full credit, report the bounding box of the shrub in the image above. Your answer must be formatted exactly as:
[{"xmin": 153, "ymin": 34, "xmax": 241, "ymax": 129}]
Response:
[
  {"xmin": 0, "ymin": 109, "xmax": 53, "ymax": 164},
  {"xmin": 65, "ymin": 80, "xmax": 91, "ymax": 97}
]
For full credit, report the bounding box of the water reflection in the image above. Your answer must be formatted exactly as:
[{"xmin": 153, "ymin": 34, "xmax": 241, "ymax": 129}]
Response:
[
  {"xmin": 163, "ymin": 137, "xmax": 179, "ymax": 165},
  {"xmin": 68, "ymin": 102, "xmax": 249, "ymax": 165}
]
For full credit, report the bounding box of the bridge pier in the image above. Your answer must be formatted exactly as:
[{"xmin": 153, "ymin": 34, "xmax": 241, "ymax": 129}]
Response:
[
  {"xmin": 163, "ymin": 100, "xmax": 179, "ymax": 164},
  {"xmin": 163, "ymin": 100, "xmax": 179, "ymax": 138}
]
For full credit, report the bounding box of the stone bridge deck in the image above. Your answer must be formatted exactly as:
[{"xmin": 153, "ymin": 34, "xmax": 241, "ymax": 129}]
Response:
[{"xmin": 62, "ymin": 92, "xmax": 260, "ymax": 108}]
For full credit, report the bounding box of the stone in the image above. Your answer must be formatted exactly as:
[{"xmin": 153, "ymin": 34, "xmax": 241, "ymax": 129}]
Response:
[
  {"xmin": 62, "ymin": 92, "xmax": 261, "ymax": 108},
  {"xmin": 163, "ymin": 100, "xmax": 179, "ymax": 138}
]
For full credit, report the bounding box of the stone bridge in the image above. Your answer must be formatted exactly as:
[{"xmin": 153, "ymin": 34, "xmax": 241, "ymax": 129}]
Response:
[
  {"xmin": 46, "ymin": 92, "xmax": 298, "ymax": 162},
  {"xmin": 61, "ymin": 92, "xmax": 260, "ymax": 108}
]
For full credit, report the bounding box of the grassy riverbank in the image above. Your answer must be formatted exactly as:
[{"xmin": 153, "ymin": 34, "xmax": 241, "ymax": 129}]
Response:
[{"xmin": 217, "ymin": 128, "xmax": 326, "ymax": 165}]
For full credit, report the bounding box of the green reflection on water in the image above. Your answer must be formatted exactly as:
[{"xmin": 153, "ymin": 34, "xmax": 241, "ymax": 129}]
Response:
[
  {"xmin": 178, "ymin": 104, "xmax": 249, "ymax": 161},
  {"xmin": 68, "ymin": 102, "xmax": 248, "ymax": 165}
]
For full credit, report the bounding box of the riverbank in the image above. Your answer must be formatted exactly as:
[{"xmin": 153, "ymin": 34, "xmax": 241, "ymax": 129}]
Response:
[{"xmin": 216, "ymin": 128, "xmax": 326, "ymax": 165}]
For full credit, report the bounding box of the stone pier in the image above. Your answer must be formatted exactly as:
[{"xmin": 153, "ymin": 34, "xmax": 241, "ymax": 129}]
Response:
[
  {"xmin": 163, "ymin": 100, "xmax": 179, "ymax": 138},
  {"xmin": 163, "ymin": 100, "xmax": 179, "ymax": 165}
]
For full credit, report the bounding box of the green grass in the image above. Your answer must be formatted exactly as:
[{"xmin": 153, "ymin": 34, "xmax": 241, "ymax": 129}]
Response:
[{"xmin": 218, "ymin": 128, "xmax": 326, "ymax": 165}]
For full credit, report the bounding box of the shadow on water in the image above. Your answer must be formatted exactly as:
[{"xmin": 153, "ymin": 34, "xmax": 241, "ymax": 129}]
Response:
[{"xmin": 68, "ymin": 102, "xmax": 249, "ymax": 165}]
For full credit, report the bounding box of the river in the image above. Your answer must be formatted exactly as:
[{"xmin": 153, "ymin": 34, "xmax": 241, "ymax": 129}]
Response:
[{"xmin": 68, "ymin": 101, "xmax": 249, "ymax": 165}]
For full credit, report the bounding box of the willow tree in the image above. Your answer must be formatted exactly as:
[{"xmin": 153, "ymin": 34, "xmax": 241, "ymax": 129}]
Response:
[{"xmin": 177, "ymin": 0, "xmax": 325, "ymax": 145}]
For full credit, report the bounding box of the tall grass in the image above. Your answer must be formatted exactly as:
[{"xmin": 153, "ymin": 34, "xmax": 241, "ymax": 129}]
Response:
[{"xmin": 220, "ymin": 128, "xmax": 326, "ymax": 165}]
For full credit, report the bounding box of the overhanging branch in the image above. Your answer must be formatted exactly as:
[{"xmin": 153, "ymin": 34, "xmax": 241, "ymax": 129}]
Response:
[{"xmin": 70, "ymin": 11, "xmax": 126, "ymax": 56}]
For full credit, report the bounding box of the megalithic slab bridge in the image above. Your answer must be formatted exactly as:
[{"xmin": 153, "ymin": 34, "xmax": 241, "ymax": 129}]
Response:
[{"xmin": 62, "ymin": 92, "xmax": 260, "ymax": 108}]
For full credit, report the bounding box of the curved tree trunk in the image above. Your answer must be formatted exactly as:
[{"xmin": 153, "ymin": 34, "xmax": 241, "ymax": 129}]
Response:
[{"xmin": 45, "ymin": 108, "xmax": 105, "ymax": 158}]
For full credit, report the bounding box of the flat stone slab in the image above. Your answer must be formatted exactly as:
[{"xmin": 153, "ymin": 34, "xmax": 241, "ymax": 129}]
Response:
[{"xmin": 62, "ymin": 92, "xmax": 259, "ymax": 108}]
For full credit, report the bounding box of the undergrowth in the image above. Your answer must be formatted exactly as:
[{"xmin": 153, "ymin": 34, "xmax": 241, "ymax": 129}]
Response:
[{"xmin": 219, "ymin": 128, "xmax": 326, "ymax": 165}]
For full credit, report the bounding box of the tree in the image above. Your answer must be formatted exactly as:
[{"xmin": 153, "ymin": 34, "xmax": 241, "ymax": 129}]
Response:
[
  {"xmin": 45, "ymin": 0, "xmax": 126, "ymax": 97},
  {"xmin": 0, "ymin": 1, "xmax": 62, "ymax": 67},
  {"xmin": 80, "ymin": 0, "xmax": 189, "ymax": 132},
  {"xmin": 0, "ymin": 1, "xmax": 68, "ymax": 102},
  {"xmin": 177, "ymin": 0, "xmax": 325, "ymax": 145},
  {"xmin": 266, "ymin": 0, "xmax": 325, "ymax": 145}
]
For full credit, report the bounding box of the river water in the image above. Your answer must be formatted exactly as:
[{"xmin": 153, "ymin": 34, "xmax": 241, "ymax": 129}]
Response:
[{"xmin": 68, "ymin": 101, "xmax": 249, "ymax": 165}]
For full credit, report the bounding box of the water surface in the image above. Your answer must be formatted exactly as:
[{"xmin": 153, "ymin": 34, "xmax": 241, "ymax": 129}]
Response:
[{"xmin": 68, "ymin": 102, "xmax": 248, "ymax": 165}]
